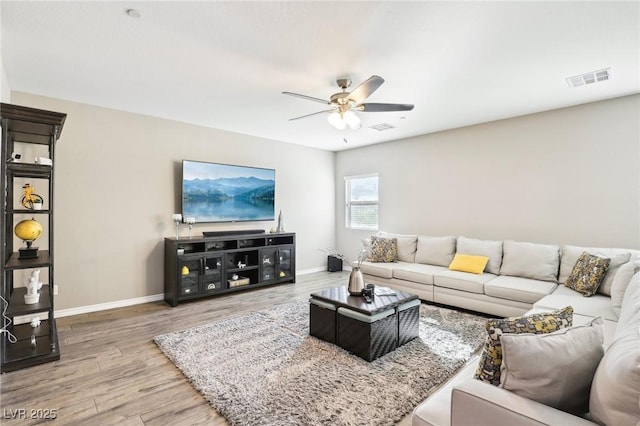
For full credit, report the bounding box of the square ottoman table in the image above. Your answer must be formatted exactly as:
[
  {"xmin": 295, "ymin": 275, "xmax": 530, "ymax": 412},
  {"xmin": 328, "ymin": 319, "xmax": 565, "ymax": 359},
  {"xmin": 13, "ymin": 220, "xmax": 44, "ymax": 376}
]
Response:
[{"xmin": 309, "ymin": 285, "xmax": 420, "ymax": 361}]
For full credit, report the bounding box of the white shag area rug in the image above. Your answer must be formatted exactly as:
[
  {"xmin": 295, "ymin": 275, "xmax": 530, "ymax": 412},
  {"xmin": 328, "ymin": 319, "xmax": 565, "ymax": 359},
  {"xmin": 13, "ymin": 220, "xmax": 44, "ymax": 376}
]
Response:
[{"xmin": 154, "ymin": 300, "xmax": 486, "ymax": 426}]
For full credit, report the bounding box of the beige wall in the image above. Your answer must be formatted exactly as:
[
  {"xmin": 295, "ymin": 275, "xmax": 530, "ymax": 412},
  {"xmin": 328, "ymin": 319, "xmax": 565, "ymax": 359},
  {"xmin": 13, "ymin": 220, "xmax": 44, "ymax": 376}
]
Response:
[
  {"xmin": 12, "ymin": 92, "xmax": 336, "ymax": 310},
  {"xmin": 336, "ymin": 95, "xmax": 640, "ymax": 261},
  {"xmin": 0, "ymin": 56, "xmax": 9, "ymax": 102}
]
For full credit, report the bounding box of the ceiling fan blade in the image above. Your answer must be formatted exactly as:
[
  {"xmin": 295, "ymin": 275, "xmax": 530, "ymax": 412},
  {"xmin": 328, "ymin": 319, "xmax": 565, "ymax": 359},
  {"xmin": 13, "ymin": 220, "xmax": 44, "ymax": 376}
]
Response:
[
  {"xmin": 359, "ymin": 103, "xmax": 414, "ymax": 112},
  {"xmin": 347, "ymin": 75, "xmax": 385, "ymax": 104},
  {"xmin": 282, "ymin": 91, "xmax": 331, "ymax": 105},
  {"xmin": 288, "ymin": 109, "xmax": 336, "ymax": 121}
]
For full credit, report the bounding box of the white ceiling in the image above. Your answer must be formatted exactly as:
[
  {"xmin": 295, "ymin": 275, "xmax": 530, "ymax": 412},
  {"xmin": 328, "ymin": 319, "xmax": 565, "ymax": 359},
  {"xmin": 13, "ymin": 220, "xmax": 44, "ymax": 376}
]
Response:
[{"xmin": 1, "ymin": 1, "xmax": 638, "ymax": 152}]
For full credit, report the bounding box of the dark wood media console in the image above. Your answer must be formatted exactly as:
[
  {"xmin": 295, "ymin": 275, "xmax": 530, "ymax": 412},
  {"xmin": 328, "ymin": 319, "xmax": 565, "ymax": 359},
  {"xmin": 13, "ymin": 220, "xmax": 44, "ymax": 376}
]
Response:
[{"xmin": 164, "ymin": 232, "xmax": 295, "ymax": 306}]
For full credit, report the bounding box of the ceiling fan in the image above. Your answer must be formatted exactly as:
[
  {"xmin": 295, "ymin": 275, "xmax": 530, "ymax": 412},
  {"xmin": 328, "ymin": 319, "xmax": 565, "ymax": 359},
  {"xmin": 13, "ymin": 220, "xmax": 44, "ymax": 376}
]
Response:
[{"xmin": 283, "ymin": 75, "xmax": 414, "ymax": 130}]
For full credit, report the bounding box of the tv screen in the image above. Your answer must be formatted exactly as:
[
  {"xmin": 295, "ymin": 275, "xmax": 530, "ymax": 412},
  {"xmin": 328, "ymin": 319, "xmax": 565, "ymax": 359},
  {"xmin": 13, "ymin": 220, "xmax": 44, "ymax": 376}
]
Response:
[{"xmin": 182, "ymin": 160, "xmax": 275, "ymax": 223}]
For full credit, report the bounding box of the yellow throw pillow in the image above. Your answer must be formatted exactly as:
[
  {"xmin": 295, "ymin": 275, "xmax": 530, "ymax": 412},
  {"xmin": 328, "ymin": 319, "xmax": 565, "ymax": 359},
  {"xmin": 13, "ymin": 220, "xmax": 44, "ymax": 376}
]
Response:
[{"xmin": 449, "ymin": 253, "xmax": 490, "ymax": 274}]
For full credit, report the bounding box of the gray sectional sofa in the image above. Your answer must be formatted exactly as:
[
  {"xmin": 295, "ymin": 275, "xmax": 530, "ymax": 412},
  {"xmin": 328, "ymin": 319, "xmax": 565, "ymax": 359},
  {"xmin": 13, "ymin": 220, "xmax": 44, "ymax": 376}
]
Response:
[{"xmin": 356, "ymin": 232, "xmax": 640, "ymax": 425}]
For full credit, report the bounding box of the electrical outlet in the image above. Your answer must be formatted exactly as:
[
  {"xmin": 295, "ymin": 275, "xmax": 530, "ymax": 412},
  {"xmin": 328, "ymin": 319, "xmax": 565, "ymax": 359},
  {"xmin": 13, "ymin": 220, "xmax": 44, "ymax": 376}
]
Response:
[{"xmin": 53, "ymin": 285, "xmax": 59, "ymax": 295}]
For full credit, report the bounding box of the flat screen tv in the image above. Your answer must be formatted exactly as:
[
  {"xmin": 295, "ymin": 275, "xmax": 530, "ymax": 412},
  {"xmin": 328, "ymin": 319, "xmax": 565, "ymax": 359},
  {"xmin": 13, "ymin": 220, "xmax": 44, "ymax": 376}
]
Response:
[{"xmin": 182, "ymin": 160, "xmax": 275, "ymax": 223}]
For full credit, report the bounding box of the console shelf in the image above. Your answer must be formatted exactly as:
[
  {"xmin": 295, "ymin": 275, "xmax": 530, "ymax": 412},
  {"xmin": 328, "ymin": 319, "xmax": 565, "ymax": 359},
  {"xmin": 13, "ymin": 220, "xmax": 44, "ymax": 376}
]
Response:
[{"xmin": 164, "ymin": 232, "xmax": 295, "ymax": 306}]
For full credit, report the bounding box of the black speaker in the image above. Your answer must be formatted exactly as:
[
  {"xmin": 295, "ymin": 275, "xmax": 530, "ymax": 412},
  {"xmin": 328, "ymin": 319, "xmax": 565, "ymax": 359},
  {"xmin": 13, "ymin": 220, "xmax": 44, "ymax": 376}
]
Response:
[{"xmin": 327, "ymin": 255, "xmax": 343, "ymax": 272}]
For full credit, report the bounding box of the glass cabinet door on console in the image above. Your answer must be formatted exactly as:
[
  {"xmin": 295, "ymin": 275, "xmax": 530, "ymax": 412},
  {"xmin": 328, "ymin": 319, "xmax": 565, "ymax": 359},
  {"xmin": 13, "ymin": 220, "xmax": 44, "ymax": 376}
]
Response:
[
  {"xmin": 178, "ymin": 256, "xmax": 202, "ymax": 297},
  {"xmin": 260, "ymin": 246, "xmax": 294, "ymax": 283},
  {"xmin": 178, "ymin": 253, "xmax": 224, "ymax": 297},
  {"xmin": 260, "ymin": 248, "xmax": 277, "ymax": 282},
  {"xmin": 277, "ymin": 246, "xmax": 294, "ymax": 280},
  {"xmin": 203, "ymin": 254, "xmax": 224, "ymax": 293}
]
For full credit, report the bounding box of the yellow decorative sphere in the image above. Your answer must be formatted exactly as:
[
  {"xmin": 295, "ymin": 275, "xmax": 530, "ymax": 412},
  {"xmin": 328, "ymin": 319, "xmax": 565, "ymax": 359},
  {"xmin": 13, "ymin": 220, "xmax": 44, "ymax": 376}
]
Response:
[{"xmin": 14, "ymin": 218, "xmax": 43, "ymax": 242}]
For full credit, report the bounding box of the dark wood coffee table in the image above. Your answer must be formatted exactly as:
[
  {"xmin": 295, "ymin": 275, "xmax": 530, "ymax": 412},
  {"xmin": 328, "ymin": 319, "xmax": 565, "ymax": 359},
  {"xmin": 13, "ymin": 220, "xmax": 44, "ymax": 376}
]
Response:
[{"xmin": 309, "ymin": 286, "xmax": 420, "ymax": 361}]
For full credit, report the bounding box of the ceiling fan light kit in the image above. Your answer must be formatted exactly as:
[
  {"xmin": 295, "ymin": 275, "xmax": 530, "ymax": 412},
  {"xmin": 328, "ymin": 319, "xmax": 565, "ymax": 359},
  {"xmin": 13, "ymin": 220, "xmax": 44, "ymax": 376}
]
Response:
[
  {"xmin": 328, "ymin": 110, "xmax": 361, "ymax": 130},
  {"xmin": 284, "ymin": 75, "xmax": 414, "ymax": 131}
]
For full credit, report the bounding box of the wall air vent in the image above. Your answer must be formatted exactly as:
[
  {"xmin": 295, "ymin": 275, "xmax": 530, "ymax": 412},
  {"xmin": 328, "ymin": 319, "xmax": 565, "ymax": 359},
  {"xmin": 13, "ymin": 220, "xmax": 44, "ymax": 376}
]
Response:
[
  {"xmin": 369, "ymin": 123, "xmax": 396, "ymax": 131},
  {"xmin": 566, "ymin": 68, "xmax": 610, "ymax": 88}
]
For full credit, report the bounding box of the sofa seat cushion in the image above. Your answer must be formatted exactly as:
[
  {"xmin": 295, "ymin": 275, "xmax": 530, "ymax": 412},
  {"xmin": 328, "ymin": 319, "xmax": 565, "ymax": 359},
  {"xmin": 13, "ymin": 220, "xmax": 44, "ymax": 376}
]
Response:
[
  {"xmin": 534, "ymin": 285, "xmax": 616, "ymax": 321},
  {"xmin": 433, "ymin": 270, "xmax": 496, "ymax": 294},
  {"xmin": 485, "ymin": 276, "xmax": 557, "ymax": 304},
  {"xmin": 392, "ymin": 263, "xmax": 447, "ymax": 285},
  {"xmin": 359, "ymin": 261, "xmax": 402, "ymax": 279},
  {"xmin": 412, "ymin": 358, "xmax": 479, "ymax": 426}
]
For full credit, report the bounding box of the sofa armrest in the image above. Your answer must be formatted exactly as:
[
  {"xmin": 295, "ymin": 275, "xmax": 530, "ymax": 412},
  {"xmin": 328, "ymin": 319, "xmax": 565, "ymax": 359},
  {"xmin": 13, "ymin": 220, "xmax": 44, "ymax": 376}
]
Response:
[{"xmin": 450, "ymin": 379, "xmax": 596, "ymax": 426}]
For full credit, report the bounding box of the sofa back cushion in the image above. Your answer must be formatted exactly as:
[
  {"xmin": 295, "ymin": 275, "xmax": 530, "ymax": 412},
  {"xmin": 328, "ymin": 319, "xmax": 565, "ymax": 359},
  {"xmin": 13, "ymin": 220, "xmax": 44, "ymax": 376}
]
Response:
[
  {"xmin": 589, "ymin": 288, "xmax": 640, "ymax": 425},
  {"xmin": 457, "ymin": 236, "xmax": 503, "ymax": 275},
  {"xmin": 614, "ymin": 269, "xmax": 640, "ymax": 335},
  {"xmin": 559, "ymin": 245, "xmax": 638, "ymax": 294},
  {"xmin": 611, "ymin": 259, "xmax": 640, "ymax": 318},
  {"xmin": 499, "ymin": 241, "xmax": 560, "ymax": 282},
  {"xmin": 377, "ymin": 231, "xmax": 417, "ymax": 263},
  {"xmin": 415, "ymin": 235, "xmax": 456, "ymax": 267}
]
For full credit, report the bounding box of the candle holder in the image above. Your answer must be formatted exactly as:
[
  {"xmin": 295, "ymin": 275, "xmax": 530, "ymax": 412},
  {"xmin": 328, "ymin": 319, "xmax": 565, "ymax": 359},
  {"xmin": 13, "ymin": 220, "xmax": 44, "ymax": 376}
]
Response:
[
  {"xmin": 172, "ymin": 214, "xmax": 182, "ymax": 239},
  {"xmin": 185, "ymin": 217, "xmax": 196, "ymax": 238}
]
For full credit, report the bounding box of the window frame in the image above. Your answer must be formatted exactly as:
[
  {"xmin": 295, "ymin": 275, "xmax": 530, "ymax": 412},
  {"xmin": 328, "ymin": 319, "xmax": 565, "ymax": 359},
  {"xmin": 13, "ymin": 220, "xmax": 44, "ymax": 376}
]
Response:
[{"xmin": 344, "ymin": 173, "xmax": 379, "ymax": 231}]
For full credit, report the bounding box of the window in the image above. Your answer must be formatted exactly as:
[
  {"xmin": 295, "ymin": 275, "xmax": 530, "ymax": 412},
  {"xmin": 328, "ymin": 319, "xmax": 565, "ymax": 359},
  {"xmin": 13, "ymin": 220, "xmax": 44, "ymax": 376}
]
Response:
[{"xmin": 345, "ymin": 174, "xmax": 378, "ymax": 230}]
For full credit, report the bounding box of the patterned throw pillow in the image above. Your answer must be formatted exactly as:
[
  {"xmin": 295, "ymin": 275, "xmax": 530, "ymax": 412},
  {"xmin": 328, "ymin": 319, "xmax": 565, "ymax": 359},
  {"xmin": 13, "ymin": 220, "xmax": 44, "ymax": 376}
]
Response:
[
  {"xmin": 565, "ymin": 252, "xmax": 611, "ymax": 296},
  {"xmin": 474, "ymin": 306, "xmax": 573, "ymax": 386},
  {"xmin": 369, "ymin": 236, "xmax": 398, "ymax": 263}
]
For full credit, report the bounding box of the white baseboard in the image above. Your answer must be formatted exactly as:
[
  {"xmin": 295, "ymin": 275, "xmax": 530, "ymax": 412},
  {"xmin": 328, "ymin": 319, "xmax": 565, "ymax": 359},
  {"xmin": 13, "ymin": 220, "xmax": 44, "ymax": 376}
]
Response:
[
  {"xmin": 298, "ymin": 266, "xmax": 327, "ymax": 275},
  {"xmin": 54, "ymin": 268, "xmax": 337, "ymax": 318},
  {"xmin": 55, "ymin": 293, "xmax": 164, "ymax": 318}
]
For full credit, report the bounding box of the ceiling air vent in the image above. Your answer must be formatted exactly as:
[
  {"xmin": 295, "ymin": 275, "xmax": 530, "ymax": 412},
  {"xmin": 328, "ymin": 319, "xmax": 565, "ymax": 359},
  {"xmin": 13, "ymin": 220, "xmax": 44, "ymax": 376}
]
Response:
[
  {"xmin": 566, "ymin": 68, "xmax": 610, "ymax": 88},
  {"xmin": 369, "ymin": 123, "xmax": 396, "ymax": 131}
]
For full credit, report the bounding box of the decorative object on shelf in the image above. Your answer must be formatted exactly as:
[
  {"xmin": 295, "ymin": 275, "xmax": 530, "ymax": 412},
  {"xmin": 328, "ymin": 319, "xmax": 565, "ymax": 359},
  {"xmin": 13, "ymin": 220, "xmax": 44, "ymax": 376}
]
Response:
[
  {"xmin": 228, "ymin": 276, "xmax": 250, "ymax": 288},
  {"xmin": 32, "ymin": 198, "xmax": 43, "ymax": 210},
  {"xmin": 8, "ymin": 152, "xmax": 22, "ymax": 162},
  {"xmin": 185, "ymin": 217, "xmax": 195, "ymax": 238},
  {"xmin": 172, "ymin": 213, "xmax": 182, "ymax": 239},
  {"xmin": 24, "ymin": 276, "xmax": 40, "ymax": 304},
  {"xmin": 181, "ymin": 266, "xmax": 190, "ymax": 275},
  {"xmin": 276, "ymin": 210, "xmax": 285, "ymax": 233},
  {"xmin": 20, "ymin": 183, "xmax": 44, "ymax": 210},
  {"xmin": 34, "ymin": 156, "xmax": 53, "ymax": 166},
  {"xmin": 14, "ymin": 218, "xmax": 43, "ymax": 259},
  {"xmin": 237, "ymin": 261, "xmax": 246, "ymax": 268},
  {"xmin": 232, "ymin": 274, "xmax": 239, "ymax": 280},
  {"xmin": 30, "ymin": 317, "xmax": 41, "ymax": 328}
]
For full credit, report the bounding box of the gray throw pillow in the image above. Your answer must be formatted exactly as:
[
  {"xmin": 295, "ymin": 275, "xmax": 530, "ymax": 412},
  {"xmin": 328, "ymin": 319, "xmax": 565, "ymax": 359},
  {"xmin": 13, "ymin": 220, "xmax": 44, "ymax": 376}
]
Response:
[{"xmin": 500, "ymin": 317, "xmax": 604, "ymax": 415}]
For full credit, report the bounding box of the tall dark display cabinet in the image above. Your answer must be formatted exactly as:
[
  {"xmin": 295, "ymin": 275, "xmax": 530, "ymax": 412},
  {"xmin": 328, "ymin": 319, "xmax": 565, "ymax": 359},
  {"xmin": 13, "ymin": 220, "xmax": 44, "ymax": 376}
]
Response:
[{"xmin": 1, "ymin": 103, "xmax": 66, "ymax": 372}]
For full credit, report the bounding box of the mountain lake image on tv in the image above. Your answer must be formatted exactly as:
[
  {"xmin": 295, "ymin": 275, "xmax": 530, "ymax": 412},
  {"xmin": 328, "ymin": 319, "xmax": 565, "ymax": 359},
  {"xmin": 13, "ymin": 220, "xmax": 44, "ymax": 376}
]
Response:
[{"xmin": 182, "ymin": 160, "xmax": 275, "ymax": 223}]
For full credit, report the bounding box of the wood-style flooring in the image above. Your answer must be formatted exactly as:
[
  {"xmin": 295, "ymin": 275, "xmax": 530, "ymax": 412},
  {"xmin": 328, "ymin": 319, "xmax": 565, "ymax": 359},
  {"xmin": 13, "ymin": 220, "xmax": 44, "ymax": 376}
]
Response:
[{"xmin": 1, "ymin": 271, "xmax": 415, "ymax": 425}]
